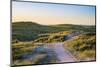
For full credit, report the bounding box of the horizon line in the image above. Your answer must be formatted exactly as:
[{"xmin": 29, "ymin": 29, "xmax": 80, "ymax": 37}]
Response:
[{"xmin": 12, "ymin": 21, "xmax": 96, "ymax": 26}]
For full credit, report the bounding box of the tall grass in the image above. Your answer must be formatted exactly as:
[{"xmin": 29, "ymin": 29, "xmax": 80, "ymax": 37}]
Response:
[
  {"xmin": 12, "ymin": 41, "xmax": 58, "ymax": 65},
  {"xmin": 64, "ymin": 32, "xmax": 96, "ymax": 61}
]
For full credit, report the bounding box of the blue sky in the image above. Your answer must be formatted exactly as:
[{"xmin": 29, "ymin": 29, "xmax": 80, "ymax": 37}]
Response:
[{"xmin": 12, "ymin": 1, "xmax": 96, "ymax": 25}]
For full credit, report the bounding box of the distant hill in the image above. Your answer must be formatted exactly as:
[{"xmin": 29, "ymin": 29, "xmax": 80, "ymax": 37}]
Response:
[{"xmin": 12, "ymin": 21, "xmax": 95, "ymax": 41}]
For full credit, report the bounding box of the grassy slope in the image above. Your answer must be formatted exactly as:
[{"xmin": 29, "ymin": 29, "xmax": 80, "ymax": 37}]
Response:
[
  {"xmin": 12, "ymin": 22, "xmax": 95, "ymax": 42},
  {"xmin": 12, "ymin": 22, "xmax": 96, "ymax": 65},
  {"xmin": 64, "ymin": 32, "xmax": 96, "ymax": 61}
]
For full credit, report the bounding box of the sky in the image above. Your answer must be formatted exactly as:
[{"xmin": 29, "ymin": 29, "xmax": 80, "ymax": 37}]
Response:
[{"xmin": 12, "ymin": 1, "xmax": 96, "ymax": 25}]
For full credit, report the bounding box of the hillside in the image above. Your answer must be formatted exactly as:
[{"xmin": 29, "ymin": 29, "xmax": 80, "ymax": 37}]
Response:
[
  {"xmin": 12, "ymin": 21, "xmax": 95, "ymax": 42},
  {"xmin": 12, "ymin": 21, "xmax": 96, "ymax": 65}
]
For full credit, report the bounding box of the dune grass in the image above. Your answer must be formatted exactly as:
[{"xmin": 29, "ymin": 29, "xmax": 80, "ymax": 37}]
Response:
[
  {"xmin": 12, "ymin": 41, "xmax": 58, "ymax": 65},
  {"xmin": 64, "ymin": 32, "xmax": 96, "ymax": 61}
]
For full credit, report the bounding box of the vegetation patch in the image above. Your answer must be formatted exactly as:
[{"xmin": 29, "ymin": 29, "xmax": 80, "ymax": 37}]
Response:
[
  {"xmin": 33, "ymin": 31, "xmax": 71, "ymax": 43},
  {"xmin": 12, "ymin": 22, "xmax": 95, "ymax": 42},
  {"xmin": 12, "ymin": 42, "xmax": 58, "ymax": 65},
  {"xmin": 64, "ymin": 32, "xmax": 96, "ymax": 61}
]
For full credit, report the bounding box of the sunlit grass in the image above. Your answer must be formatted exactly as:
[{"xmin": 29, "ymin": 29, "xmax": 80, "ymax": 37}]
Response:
[{"xmin": 64, "ymin": 32, "xmax": 96, "ymax": 61}]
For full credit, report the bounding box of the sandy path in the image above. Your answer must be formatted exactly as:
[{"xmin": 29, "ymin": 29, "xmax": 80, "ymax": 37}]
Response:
[
  {"xmin": 16, "ymin": 32, "xmax": 79, "ymax": 64},
  {"xmin": 45, "ymin": 32, "xmax": 79, "ymax": 63},
  {"xmin": 51, "ymin": 43, "xmax": 76, "ymax": 62}
]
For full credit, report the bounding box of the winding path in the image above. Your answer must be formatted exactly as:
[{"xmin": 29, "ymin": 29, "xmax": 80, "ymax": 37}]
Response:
[
  {"xmin": 16, "ymin": 32, "xmax": 79, "ymax": 64},
  {"xmin": 44, "ymin": 42, "xmax": 77, "ymax": 63},
  {"xmin": 44, "ymin": 32, "xmax": 79, "ymax": 63},
  {"xmin": 52, "ymin": 43, "xmax": 76, "ymax": 62}
]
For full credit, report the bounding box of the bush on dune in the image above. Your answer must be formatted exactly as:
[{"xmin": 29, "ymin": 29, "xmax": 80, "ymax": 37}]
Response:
[
  {"xmin": 64, "ymin": 32, "xmax": 96, "ymax": 61},
  {"xmin": 33, "ymin": 31, "xmax": 71, "ymax": 43}
]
